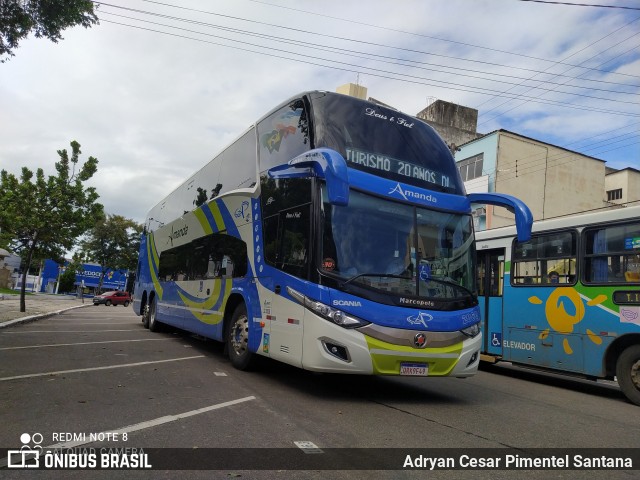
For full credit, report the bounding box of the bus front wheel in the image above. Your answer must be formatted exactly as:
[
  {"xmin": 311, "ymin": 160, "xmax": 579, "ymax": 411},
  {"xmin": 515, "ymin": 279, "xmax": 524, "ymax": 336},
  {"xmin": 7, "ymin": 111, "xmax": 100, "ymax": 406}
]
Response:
[
  {"xmin": 227, "ymin": 304, "xmax": 254, "ymax": 370},
  {"xmin": 616, "ymin": 345, "xmax": 640, "ymax": 406}
]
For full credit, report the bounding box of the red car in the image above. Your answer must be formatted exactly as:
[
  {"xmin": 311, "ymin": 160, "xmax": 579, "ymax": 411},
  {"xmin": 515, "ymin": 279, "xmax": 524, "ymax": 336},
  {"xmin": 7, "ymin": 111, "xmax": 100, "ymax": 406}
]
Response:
[{"xmin": 93, "ymin": 291, "xmax": 131, "ymax": 307}]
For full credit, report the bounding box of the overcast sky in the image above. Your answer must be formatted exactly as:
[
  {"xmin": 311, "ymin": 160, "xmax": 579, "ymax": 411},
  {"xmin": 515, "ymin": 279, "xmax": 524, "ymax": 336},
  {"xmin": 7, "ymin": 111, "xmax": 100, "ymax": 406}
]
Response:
[{"xmin": 1, "ymin": 0, "xmax": 638, "ymax": 225}]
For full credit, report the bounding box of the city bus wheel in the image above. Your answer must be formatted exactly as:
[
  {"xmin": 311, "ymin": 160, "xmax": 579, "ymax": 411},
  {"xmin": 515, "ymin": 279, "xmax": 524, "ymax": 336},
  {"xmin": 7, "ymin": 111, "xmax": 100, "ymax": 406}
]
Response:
[
  {"xmin": 227, "ymin": 304, "xmax": 254, "ymax": 370},
  {"xmin": 616, "ymin": 345, "xmax": 640, "ymax": 406},
  {"xmin": 148, "ymin": 297, "xmax": 162, "ymax": 333},
  {"xmin": 142, "ymin": 303, "xmax": 150, "ymax": 328}
]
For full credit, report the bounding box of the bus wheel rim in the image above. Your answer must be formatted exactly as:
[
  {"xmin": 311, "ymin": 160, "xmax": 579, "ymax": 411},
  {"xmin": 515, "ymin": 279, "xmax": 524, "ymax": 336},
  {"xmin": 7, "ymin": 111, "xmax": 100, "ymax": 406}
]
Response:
[
  {"xmin": 631, "ymin": 358, "xmax": 640, "ymax": 390},
  {"xmin": 231, "ymin": 315, "xmax": 248, "ymax": 355}
]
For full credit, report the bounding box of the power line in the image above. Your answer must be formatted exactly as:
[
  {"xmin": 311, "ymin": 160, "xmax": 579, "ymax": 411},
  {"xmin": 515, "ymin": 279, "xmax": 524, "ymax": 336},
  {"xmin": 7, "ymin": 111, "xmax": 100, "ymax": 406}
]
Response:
[
  {"xmin": 476, "ymin": 15, "xmax": 640, "ymax": 125},
  {"xmin": 517, "ymin": 0, "xmax": 640, "ymax": 10},
  {"xmin": 242, "ymin": 0, "xmax": 640, "ymax": 72},
  {"xmin": 98, "ymin": 7, "xmax": 639, "ymax": 104},
  {"xmin": 98, "ymin": 13, "xmax": 640, "ymax": 118},
  {"xmin": 93, "ymin": 0, "xmax": 640, "ymax": 81}
]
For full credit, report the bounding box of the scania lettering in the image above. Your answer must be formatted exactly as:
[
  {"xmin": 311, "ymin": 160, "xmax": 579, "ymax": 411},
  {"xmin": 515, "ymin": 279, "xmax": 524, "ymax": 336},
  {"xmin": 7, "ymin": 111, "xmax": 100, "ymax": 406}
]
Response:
[{"xmin": 132, "ymin": 91, "xmax": 531, "ymax": 381}]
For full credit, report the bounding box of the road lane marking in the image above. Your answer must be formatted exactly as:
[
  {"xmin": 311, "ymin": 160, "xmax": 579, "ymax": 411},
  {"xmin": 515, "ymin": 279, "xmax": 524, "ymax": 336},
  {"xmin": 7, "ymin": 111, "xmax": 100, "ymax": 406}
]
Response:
[
  {"xmin": 2, "ymin": 329, "xmax": 142, "ymax": 333},
  {"xmin": 0, "ymin": 355, "xmax": 206, "ymax": 382},
  {"xmin": 0, "ymin": 396, "xmax": 256, "ymax": 467},
  {"xmin": 0, "ymin": 338, "xmax": 173, "ymax": 351},
  {"xmin": 294, "ymin": 441, "xmax": 324, "ymax": 454},
  {"xmin": 53, "ymin": 396, "xmax": 257, "ymax": 449}
]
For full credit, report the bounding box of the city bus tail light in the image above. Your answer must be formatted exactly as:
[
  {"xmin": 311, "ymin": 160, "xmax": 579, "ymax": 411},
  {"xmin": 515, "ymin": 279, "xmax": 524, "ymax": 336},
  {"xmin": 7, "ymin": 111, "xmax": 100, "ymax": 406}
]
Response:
[
  {"xmin": 287, "ymin": 287, "xmax": 370, "ymax": 329},
  {"xmin": 461, "ymin": 323, "xmax": 480, "ymax": 338}
]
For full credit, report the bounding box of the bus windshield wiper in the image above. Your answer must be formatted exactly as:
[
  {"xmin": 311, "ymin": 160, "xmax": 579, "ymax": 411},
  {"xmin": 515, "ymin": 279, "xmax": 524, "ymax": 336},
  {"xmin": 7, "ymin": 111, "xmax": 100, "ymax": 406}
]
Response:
[
  {"xmin": 341, "ymin": 272, "xmax": 410, "ymax": 287},
  {"xmin": 422, "ymin": 277, "xmax": 474, "ymax": 297}
]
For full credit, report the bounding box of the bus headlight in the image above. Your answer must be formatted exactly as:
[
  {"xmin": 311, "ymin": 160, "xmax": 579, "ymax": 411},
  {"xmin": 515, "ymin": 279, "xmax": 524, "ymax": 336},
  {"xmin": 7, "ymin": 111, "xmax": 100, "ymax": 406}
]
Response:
[
  {"xmin": 461, "ymin": 323, "xmax": 480, "ymax": 338},
  {"xmin": 287, "ymin": 287, "xmax": 370, "ymax": 329}
]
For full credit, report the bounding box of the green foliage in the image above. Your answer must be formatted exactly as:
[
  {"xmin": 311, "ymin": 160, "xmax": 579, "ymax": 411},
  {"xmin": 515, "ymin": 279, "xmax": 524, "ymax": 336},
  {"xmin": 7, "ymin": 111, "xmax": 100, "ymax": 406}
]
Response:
[
  {"xmin": 0, "ymin": 0, "xmax": 99, "ymax": 62},
  {"xmin": 79, "ymin": 214, "xmax": 143, "ymax": 289},
  {"xmin": 57, "ymin": 256, "xmax": 83, "ymax": 293},
  {"xmin": 0, "ymin": 140, "xmax": 103, "ymax": 310}
]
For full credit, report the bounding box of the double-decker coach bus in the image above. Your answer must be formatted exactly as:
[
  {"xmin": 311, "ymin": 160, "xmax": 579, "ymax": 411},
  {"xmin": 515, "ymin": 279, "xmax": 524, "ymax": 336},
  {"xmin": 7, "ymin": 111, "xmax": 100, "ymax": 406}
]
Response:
[
  {"xmin": 132, "ymin": 91, "xmax": 532, "ymax": 379},
  {"xmin": 475, "ymin": 204, "xmax": 640, "ymax": 405}
]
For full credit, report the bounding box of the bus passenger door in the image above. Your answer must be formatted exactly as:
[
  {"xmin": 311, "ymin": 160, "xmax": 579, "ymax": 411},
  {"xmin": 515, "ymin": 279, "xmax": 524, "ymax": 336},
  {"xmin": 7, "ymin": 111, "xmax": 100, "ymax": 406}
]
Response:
[{"xmin": 477, "ymin": 249, "xmax": 505, "ymax": 357}]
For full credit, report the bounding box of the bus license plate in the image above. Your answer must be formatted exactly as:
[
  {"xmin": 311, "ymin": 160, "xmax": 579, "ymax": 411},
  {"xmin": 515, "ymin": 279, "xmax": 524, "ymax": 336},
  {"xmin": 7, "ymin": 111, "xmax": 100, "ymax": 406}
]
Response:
[{"xmin": 400, "ymin": 362, "xmax": 428, "ymax": 376}]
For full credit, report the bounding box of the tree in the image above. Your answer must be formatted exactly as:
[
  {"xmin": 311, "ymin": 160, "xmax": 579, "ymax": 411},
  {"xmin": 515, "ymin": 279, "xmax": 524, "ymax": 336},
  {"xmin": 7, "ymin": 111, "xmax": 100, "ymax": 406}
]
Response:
[
  {"xmin": 0, "ymin": 0, "xmax": 99, "ymax": 62},
  {"xmin": 0, "ymin": 140, "xmax": 103, "ymax": 311},
  {"xmin": 57, "ymin": 254, "xmax": 85, "ymax": 294},
  {"xmin": 78, "ymin": 214, "xmax": 143, "ymax": 292}
]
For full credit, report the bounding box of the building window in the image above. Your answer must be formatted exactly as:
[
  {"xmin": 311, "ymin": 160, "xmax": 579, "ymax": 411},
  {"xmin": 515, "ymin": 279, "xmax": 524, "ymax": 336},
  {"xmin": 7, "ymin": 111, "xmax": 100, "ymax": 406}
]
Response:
[
  {"xmin": 607, "ymin": 188, "xmax": 622, "ymax": 201},
  {"xmin": 457, "ymin": 153, "xmax": 484, "ymax": 182}
]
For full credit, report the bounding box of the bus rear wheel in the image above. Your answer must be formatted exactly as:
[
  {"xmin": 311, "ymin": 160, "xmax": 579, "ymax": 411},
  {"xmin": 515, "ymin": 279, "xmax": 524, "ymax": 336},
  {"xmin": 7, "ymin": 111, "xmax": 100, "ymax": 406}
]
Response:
[
  {"xmin": 148, "ymin": 297, "xmax": 161, "ymax": 332},
  {"xmin": 616, "ymin": 345, "xmax": 640, "ymax": 406},
  {"xmin": 227, "ymin": 304, "xmax": 254, "ymax": 370},
  {"xmin": 142, "ymin": 303, "xmax": 150, "ymax": 328}
]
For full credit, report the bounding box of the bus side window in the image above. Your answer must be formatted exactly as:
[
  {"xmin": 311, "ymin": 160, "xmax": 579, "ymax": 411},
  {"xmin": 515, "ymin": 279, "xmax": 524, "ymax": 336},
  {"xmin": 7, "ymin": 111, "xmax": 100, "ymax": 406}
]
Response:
[
  {"xmin": 584, "ymin": 222, "xmax": 640, "ymax": 284},
  {"xmin": 512, "ymin": 231, "xmax": 576, "ymax": 286},
  {"xmin": 257, "ymin": 99, "xmax": 310, "ymax": 173}
]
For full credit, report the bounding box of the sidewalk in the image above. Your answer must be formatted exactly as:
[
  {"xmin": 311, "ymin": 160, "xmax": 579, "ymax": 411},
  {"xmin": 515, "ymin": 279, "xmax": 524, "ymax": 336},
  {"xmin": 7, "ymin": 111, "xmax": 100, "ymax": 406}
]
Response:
[{"xmin": 0, "ymin": 292, "xmax": 90, "ymax": 328}]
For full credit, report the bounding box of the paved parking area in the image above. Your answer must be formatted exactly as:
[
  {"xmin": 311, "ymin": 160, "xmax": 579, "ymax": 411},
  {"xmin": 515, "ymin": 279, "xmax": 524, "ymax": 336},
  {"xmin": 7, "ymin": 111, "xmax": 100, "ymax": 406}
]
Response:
[{"xmin": 0, "ymin": 293, "xmax": 87, "ymax": 325}]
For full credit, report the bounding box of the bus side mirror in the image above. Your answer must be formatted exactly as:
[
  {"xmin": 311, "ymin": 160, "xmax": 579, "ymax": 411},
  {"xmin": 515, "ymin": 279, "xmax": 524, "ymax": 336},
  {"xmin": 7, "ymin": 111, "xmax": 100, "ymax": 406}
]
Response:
[
  {"xmin": 467, "ymin": 192, "xmax": 533, "ymax": 242},
  {"xmin": 267, "ymin": 148, "xmax": 349, "ymax": 206}
]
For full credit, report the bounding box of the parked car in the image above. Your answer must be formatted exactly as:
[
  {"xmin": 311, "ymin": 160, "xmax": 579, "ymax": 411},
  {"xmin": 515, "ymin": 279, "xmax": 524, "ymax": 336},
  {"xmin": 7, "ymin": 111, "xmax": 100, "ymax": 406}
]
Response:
[{"xmin": 93, "ymin": 291, "xmax": 131, "ymax": 307}]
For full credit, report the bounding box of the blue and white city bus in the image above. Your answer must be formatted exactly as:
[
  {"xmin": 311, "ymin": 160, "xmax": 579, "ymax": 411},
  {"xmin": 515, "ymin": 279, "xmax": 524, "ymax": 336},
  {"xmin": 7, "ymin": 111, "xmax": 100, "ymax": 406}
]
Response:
[
  {"xmin": 475, "ymin": 204, "xmax": 640, "ymax": 405},
  {"xmin": 132, "ymin": 91, "xmax": 532, "ymax": 378}
]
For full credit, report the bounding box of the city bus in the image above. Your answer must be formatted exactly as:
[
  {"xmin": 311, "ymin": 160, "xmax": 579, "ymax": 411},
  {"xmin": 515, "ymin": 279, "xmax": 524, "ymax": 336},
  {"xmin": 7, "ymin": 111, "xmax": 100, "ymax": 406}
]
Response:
[
  {"xmin": 132, "ymin": 90, "xmax": 532, "ymax": 379},
  {"xmin": 475, "ymin": 204, "xmax": 640, "ymax": 405}
]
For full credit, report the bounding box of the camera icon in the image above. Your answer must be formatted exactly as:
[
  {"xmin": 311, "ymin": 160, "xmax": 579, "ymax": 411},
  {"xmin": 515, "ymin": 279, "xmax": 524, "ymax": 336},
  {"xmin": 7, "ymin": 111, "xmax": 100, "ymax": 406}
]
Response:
[{"xmin": 7, "ymin": 433, "xmax": 43, "ymax": 468}]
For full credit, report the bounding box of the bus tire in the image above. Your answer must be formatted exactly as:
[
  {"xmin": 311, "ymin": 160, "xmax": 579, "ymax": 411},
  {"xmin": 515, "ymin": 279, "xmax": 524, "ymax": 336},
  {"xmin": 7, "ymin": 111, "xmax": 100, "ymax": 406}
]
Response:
[
  {"xmin": 616, "ymin": 345, "xmax": 640, "ymax": 406},
  {"xmin": 148, "ymin": 297, "xmax": 162, "ymax": 333},
  {"xmin": 142, "ymin": 302, "xmax": 150, "ymax": 328},
  {"xmin": 227, "ymin": 303, "xmax": 254, "ymax": 370}
]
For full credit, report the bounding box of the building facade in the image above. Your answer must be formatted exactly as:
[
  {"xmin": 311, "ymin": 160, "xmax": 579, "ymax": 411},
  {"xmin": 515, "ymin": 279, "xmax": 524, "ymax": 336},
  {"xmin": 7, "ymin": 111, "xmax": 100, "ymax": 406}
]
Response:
[{"xmin": 455, "ymin": 129, "xmax": 640, "ymax": 230}]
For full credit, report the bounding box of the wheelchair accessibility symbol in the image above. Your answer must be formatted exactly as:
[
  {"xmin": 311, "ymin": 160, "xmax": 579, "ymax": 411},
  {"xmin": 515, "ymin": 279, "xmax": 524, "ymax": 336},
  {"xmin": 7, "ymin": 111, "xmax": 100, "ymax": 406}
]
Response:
[{"xmin": 491, "ymin": 332, "xmax": 502, "ymax": 347}]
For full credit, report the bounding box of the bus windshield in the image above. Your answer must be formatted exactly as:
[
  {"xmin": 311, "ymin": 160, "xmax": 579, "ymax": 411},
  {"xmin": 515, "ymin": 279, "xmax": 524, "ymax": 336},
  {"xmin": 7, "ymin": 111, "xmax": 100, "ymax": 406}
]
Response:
[
  {"xmin": 310, "ymin": 91, "xmax": 465, "ymax": 194},
  {"xmin": 320, "ymin": 186, "xmax": 476, "ymax": 307}
]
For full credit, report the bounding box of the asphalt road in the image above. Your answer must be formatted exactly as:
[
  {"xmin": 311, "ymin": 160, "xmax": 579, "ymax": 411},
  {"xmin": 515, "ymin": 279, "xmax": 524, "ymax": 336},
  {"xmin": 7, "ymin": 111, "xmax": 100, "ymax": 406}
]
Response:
[{"xmin": 0, "ymin": 306, "xmax": 638, "ymax": 480}]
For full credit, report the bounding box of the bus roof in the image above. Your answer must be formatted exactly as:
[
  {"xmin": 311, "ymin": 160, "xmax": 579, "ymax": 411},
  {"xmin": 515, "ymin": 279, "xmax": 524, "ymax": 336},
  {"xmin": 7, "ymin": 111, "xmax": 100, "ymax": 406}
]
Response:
[{"xmin": 475, "ymin": 203, "xmax": 640, "ymax": 242}]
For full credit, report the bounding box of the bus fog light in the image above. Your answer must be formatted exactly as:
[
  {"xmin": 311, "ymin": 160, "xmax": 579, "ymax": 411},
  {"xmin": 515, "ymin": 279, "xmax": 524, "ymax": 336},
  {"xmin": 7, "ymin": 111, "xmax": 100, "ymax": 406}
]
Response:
[{"xmin": 467, "ymin": 351, "xmax": 478, "ymax": 366}]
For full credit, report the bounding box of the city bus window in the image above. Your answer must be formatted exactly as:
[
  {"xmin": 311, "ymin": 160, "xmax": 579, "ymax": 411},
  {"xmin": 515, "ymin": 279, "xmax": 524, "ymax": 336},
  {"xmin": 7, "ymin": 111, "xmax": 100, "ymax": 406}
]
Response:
[
  {"xmin": 512, "ymin": 231, "xmax": 576, "ymax": 285},
  {"xmin": 584, "ymin": 222, "xmax": 640, "ymax": 284}
]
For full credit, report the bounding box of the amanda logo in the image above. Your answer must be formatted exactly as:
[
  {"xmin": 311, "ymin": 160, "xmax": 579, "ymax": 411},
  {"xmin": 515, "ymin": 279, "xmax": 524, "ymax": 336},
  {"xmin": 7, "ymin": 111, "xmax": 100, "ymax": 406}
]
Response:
[
  {"xmin": 167, "ymin": 224, "xmax": 189, "ymax": 247},
  {"xmin": 388, "ymin": 183, "xmax": 437, "ymax": 203}
]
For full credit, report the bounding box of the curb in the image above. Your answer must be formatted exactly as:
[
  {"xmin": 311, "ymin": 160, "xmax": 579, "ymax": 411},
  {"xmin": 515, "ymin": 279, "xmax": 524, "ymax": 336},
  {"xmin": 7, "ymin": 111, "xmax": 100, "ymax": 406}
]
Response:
[{"xmin": 0, "ymin": 304, "xmax": 91, "ymax": 329}]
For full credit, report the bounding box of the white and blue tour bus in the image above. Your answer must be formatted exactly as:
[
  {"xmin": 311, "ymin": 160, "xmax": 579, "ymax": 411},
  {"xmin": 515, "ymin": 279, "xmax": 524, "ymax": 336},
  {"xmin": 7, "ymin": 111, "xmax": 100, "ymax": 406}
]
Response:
[{"xmin": 132, "ymin": 91, "xmax": 532, "ymax": 378}]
